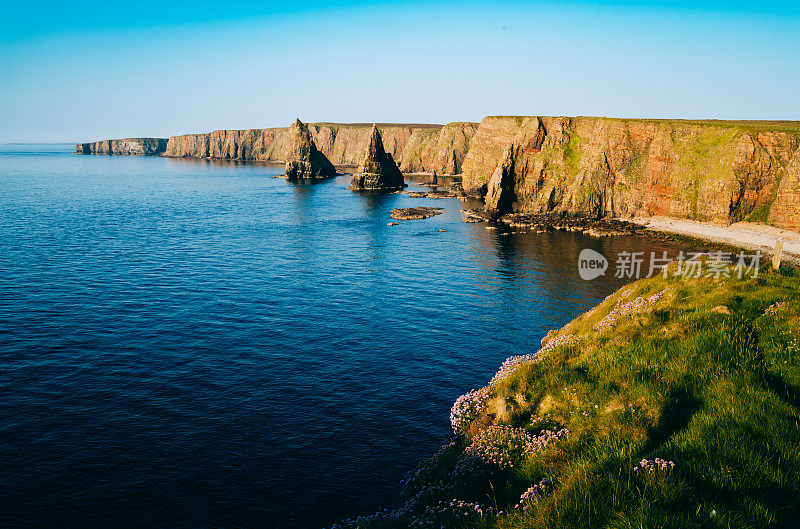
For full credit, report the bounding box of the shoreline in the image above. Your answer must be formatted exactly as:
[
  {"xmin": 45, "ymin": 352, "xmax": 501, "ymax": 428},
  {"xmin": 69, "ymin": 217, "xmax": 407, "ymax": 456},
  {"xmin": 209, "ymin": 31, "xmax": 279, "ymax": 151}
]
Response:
[{"xmin": 629, "ymin": 216, "xmax": 800, "ymax": 266}]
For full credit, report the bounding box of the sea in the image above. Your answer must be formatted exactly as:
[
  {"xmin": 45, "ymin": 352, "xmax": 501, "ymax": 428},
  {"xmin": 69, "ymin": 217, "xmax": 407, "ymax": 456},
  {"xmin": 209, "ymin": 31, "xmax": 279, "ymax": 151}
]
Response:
[{"xmin": 0, "ymin": 144, "xmax": 697, "ymax": 528}]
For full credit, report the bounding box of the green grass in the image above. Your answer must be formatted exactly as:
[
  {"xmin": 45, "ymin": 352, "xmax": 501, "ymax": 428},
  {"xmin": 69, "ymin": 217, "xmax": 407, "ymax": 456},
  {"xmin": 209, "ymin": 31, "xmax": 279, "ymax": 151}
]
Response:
[
  {"xmin": 486, "ymin": 116, "xmax": 800, "ymax": 135},
  {"xmin": 745, "ymin": 160, "xmax": 787, "ymax": 224},
  {"xmin": 333, "ymin": 264, "xmax": 800, "ymax": 529}
]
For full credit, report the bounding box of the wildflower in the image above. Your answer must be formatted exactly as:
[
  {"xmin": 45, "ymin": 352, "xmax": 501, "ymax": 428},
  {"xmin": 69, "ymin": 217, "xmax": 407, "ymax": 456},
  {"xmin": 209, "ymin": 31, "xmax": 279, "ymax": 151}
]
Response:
[
  {"xmin": 466, "ymin": 425, "xmax": 569, "ymax": 469},
  {"xmin": 634, "ymin": 457, "xmax": 676, "ymax": 472},
  {"xmin": 594, "ymin": 289, "xmax": 667, "ymax": 331},
  {"xmin": 515, "ymin": 479, "xmax": 550, "ymax": 511},
  {"xmin": 450, "ymin": 387, "xmax": 491, "ymax": 433}
]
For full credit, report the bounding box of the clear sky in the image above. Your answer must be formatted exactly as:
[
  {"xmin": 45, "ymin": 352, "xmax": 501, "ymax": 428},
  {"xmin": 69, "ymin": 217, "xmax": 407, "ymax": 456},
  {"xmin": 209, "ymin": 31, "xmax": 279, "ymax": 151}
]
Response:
[{"xmin": 2, "ymin": 1, "xmax": 799, "ymax": 143}]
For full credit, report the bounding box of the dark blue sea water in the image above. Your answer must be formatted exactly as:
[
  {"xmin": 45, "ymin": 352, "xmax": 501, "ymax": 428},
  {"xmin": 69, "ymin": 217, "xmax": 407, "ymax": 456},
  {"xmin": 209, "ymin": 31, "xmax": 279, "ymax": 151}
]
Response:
[{"xmin": 0, "ymin": 145, "xmax": 695, "ymax": 528}]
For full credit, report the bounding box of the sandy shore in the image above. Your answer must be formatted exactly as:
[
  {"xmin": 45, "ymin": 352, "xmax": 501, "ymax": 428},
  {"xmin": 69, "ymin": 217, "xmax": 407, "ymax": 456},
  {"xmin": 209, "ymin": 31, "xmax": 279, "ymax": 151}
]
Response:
[{"xmin": 629, "ymin": 216, "xmax": 800, "ymax": 266}]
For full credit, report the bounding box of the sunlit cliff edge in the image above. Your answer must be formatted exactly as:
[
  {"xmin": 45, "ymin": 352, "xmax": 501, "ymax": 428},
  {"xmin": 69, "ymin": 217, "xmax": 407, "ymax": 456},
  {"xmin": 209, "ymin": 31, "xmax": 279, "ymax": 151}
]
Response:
[
  {"xmin": 329, "ymin": 264, "xmax": 800, "ymax": 529},
  {"xmin": 77, "ymin": 117, "xmax": 800, "ymax": 231}
]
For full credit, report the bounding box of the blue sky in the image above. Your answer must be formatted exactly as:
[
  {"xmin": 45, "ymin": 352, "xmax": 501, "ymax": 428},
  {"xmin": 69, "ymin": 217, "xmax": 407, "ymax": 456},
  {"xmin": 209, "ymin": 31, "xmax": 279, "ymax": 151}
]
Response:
[{"xmin": 2, "ymin": 1, "xmax": 799, "ymax": 142}]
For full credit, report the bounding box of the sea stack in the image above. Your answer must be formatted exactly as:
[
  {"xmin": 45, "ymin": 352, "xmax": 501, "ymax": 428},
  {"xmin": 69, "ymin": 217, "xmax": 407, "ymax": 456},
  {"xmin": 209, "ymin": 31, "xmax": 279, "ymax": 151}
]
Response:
[
  {"xmin": 285, "ymin": 119, "xmax": 337, "ymax": 180},
  {"xmin": 349, "ymin": 125, "xmax": 406, "ymax": 191}
]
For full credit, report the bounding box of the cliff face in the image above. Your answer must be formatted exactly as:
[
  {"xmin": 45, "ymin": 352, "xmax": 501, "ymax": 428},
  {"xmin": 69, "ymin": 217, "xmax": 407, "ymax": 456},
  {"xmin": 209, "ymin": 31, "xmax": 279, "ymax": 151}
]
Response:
[
  {"xmin": 465, "ymin": 116, "xmax": 800, "ymax": 230},
  {"xmin": 161, "ymin": 122, "xmax": 478, "ymax": 175},
  {"xmin": 76, "ymin": 116, "xmax": 800, "ymax": 231},
  {"xmin": 76, "ymin": 138, "xmax": 168, "ymax": 155}
]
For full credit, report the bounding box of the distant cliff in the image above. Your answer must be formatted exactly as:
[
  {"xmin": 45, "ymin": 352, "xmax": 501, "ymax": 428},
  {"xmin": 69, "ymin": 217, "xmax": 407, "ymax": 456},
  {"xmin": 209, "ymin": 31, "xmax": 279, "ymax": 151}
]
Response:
[
  {"xmin": 76, "ymin": 116, "xmax": 800, "ymax": 231},
  {"xmin": 76, "ymin": 138, "xmax": 168, "ymax": 156},
  {"xmin": 161, "ymin": 122, "xmax": 478, "ymax": 175},
  {"xmin": 463, "ymin": 116, "xmax": 800, "ymax": 231}
]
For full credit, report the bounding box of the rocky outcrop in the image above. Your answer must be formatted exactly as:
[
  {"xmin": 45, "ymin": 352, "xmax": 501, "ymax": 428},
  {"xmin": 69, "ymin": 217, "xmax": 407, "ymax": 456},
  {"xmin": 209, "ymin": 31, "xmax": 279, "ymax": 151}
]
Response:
[
  {"xmin": 462, "ymin": 116, "xmax": 800, "ymax": 229},
  {"xmin": 161, "ymin": 122, "xmax": 477, "ymax": 174},
  {"xmin": 484, "ymin": 145, "xmax": 518, "ymax": 215},
  {"xmin": 76, "ymin": 116, "xmax": 800, "ymax": 231},
  {"xmin": 79, "ymin": 122, "xmax": 478, "ymax": 175},
  {"xmin": 284, "ymin": 119, "xmax": 337, "ymax": 180},
  {"xmin": 349, "ymin": 125, "xmax": 406, "ymax": 191},
  {"xmin": 76, "ymin": 138, "xmax": 168, "ymax": 155},
  {"xmin": 390, "ymin": 207, "xmax": 444, "ymax": 220}
]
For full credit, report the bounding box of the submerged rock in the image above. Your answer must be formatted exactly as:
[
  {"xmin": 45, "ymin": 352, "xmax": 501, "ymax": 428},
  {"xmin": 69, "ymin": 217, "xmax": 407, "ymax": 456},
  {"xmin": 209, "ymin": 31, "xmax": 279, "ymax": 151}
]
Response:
[
  {"xmin": 285, "ymin": 119, "xmax": 337, "ymax": 180},
  {"xmin": 350, "ymin": 125, "xmax": 406, "ymax": 191},
  {"xmin": 390, "ymin": 207, "xmax": 444, "ymax": 220}
]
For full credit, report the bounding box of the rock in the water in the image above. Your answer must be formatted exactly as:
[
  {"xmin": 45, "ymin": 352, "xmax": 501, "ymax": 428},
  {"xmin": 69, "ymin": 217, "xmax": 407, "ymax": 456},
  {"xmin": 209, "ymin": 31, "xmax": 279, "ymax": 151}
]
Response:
[
  {"xmin": 350, "ymin": 125, "xmax": 406, "ymax": 191},
  {"xmin": 285, "ymin": 119, "xmax": 337, "ymax": 180},
  {"xmin": 390, "ymin": 207, "xmax": 444, "ymax": 220},
  {"xmin": 461, "ymin": 208, "xmax": 491, "ymax": 223},
  {"xmin": 404, "ymin": 189, "xmax": 458, "ymax": 199}
]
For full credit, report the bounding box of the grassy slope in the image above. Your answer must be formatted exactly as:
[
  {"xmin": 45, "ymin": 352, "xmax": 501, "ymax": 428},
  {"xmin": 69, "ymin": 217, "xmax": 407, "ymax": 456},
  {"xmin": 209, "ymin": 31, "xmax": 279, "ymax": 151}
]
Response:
[
  {"xmin": 481, "ymin": 265, "xmax": 800, "ymax": 529},
  {"xmin": 337, "ymin": 264, "xmax": 800, "ymax": 529}
]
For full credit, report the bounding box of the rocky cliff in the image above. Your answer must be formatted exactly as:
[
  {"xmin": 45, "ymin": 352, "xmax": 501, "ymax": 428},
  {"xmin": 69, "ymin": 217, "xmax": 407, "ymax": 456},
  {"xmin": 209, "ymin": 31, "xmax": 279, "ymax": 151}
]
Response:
[
  {"xmin": 161, "ymin": 122, "xmax": 478, "ymax": 175},
  {"xmin": 76, "ymin": 138, "xmax": 168, "ymax": 155},
  {"xmin": 464, "ymin": 116, "xmax": 800, "ymax": 230},
  {"xmin": 76, "ymin": 116, "xmax": 800, "ymax": 231},
  {"xmin": 285, "ymin": 119, "xmax": 337, "ymax": 180}
]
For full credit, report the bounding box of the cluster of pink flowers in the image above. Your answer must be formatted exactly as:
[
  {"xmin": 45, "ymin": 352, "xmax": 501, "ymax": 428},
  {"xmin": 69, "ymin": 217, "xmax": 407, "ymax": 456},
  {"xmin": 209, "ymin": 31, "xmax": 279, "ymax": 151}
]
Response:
[
  {"xmin": 515, "ymin": 479, "xmax": 550, "ymax": 511},
  {"xmin": 408, "ymin": 500, "xmax": 487, "ymax": 528},
  {"xmin": 539, "ymin": 333, "xmax": 580, "ymax": 355},
  {"xmin": 530, "ymin": 413, "xmax": 556, "ymax": 426},
  {"xmin": 490, "ymin": 353, "xmax": 539, "ymax": 385},
  {"xmin": 594, "ymin": 289, "xmax": 667, "ymax": 331},
  {"xmin": 489, "ymin": 334, "xmax": 581, "ymax": 386},
  {"xmin": 633, "ymin": 458, "xmax": 675, "ymax": 472},
  {"xmin": 467, "ymin": 425, "xmax": 569, "ymax": 469},
  {"xmin": 450, "ymin": 387, "xmax": 492, "ymax": 433},
  {"xmin": 766, "ymin": 301, "xmax": 787, "ymax": 315}
]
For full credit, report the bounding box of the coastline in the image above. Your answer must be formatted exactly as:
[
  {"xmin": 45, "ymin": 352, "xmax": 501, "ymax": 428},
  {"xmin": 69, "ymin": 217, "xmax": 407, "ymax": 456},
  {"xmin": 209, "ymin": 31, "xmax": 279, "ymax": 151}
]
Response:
[
  {"xmin": 631, "ymin": 216, "xmax": 800, "ymax": 266},
  {"xmin": 331, "ymin": 261, "xmax": 800, "ymax": 529}
]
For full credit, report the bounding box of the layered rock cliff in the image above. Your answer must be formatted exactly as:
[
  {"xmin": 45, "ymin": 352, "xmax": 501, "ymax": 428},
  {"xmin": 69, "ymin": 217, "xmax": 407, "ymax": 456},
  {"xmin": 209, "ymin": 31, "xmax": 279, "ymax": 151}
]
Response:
[
  {"xmin": 161, "ymin": 122, "xmax": 477, "ymax": 175},
  {"xmin": 76, "ymin": 138, "xmax": 168, "ymax": 155},
  {"xmin": 464, "ymin": 116, "xmax": 800, "ymax": 230},
  {"xmin": 76, "ymin": 116, "xmax": 800, "ymax": 231}
]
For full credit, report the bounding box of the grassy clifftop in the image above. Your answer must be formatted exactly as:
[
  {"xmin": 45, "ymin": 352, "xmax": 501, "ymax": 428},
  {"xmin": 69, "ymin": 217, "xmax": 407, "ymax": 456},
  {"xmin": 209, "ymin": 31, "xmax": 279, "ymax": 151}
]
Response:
[{"xmin": 333, "ymin": 264, "xmax": 800, "ymax": 529}]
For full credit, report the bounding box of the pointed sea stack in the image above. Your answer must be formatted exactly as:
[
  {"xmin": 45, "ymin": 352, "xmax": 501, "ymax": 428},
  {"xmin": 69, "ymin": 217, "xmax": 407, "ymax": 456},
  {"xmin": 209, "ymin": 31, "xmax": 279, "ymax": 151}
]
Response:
[
  {"xmin": 349, "ymin": 125, "xmax": 406, "ymax": 191},
  {"xmin": 285, "ymin": 119, "xmax": 337, "ymax": 180}
]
